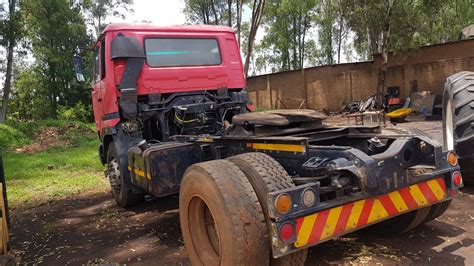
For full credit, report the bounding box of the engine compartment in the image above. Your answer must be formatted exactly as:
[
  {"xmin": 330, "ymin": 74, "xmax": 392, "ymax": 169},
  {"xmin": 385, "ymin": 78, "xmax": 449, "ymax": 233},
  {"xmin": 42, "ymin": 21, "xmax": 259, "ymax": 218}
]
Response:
[{"xmin": 125, "ymin": 88, "xmax": 249, "ymax": 142}]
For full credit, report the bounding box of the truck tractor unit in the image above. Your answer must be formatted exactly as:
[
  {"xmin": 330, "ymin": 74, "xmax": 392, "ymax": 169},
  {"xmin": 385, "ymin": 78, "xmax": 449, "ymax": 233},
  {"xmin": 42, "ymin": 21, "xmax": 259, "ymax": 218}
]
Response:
[{"xmin": 74, "ymin": 23, "xmax": 464, "ymax": 265}]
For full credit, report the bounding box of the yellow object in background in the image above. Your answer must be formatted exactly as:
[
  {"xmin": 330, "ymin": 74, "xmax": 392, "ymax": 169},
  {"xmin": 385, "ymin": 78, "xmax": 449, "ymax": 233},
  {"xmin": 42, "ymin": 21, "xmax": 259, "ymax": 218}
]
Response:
[{"xmin": 386, "ymin": 108, "xmax": 412, "ymax": 119}]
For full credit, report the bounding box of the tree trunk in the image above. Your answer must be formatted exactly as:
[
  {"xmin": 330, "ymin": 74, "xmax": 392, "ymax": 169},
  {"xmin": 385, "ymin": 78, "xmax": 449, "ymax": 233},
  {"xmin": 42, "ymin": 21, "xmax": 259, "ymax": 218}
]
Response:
[
  {"xmin": 300, "ymin": 15, "xmax": 307, "ymax": 68},
  {"xmin": 227, "ymin": 0, "xmax": 232, "ymax": 27},
  {"xmin": 291, "ymin": 15, "xmax": 298, "ymax": 69},
  {"xmin": 210, "ymin": 0, "xmax": 219, "ymax": 24},
  {"xmin": 244, "ymin": 0, "xmax": 266, "ymax": 77},
  {"xmin": 0, "ymin": 0, "xmax": 17, "ymax": 123},
  {"xmin": 337, "ymin": 16, "xmax": 343, "ymax": 64},
  {"xmin": 200, "ymin": 4, "xmax": 208, "ymax": 24},
  {"xmin": 376, "ymin": 0, "xmax": 393, "ymax": 110},
  {"xmin": 236, "ymin": 0, "xmax": 243, "ymax": 46}
]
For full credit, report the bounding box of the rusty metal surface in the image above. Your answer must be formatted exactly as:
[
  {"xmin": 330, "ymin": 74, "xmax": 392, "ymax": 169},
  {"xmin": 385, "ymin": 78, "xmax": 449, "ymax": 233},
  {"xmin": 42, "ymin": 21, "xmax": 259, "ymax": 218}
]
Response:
[
  {"xmin": 232, "ymin": 112, "xmax": 289, "ymax": 126},
  {"xmin": 128, "ymin": 143, "xmax": 202, "ymax": 197},
  {"xmin": 232, "ymin": 109, "xmax": 327, "ymax": 126}
]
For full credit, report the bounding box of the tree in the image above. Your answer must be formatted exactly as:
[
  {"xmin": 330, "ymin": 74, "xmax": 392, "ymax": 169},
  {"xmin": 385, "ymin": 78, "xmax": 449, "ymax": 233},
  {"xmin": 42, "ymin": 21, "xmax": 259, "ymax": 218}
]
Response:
[
  {"xmin": 0, "ymin": 0, "xmax": 21, "ymax": 123},
  {"xmin": 184, "ymin": 0, "xmax": 228, "ymax": 25},
  {"xmin": 333, "ymin": 0, "xmax": 349, "ymax": 64},
  {"xmin": 376, "ymin": 0, "xmax": 393, "ymax": 109},
  {"xmin": 183, "ymin": 0, "xmax": 260, "ymax": 74},
  {"xmin": 409, "ymin": 0, "xmax": 473, "ymax": 47},
  {"xmin": 21, "ymin": 0, "xmax": 91, "ymax": 117},
  {"xmin": 315, "ymin": 0, "xmax": 336, "ymax": 65},
  {"xmin": 82, "ymin": 0, "xmax": 133, "ymax": 37},
  {"xmin": 341, "ymin": 0, "xmax": 472, "ymax": 108},
  {"xmin": 258, "ymin": 0, "xmax": 315, "ymax": 72},
  {"xmin": 235, "ymin": 0, "xmax": 244, "ymax": 46},
  {"xmin": 244, "ymin": 0, "xmax": 266, "ymax": 76}
]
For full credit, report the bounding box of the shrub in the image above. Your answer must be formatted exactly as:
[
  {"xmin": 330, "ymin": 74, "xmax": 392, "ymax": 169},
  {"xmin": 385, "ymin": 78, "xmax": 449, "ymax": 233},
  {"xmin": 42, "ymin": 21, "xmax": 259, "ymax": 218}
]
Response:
[
  {"xmin": 58, "ymin": 102, "xmax": 91, "ymax": 123},
  {"xmin": 0, "ymin": 124, "xmax": 29, "ymax": 150}
]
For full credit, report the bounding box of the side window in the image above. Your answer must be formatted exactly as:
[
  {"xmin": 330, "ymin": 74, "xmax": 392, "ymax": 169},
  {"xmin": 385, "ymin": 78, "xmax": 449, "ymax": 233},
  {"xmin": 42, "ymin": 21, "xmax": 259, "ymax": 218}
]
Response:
[
  {"xmin": 93, "ymin": 46, "xmax": 100, "ymax": 83},
  {"xmin": 100, "ymin": 40, "xmax": 106, "ymax": 79},
  {"xmin": 93, "ymin": 40, "xmax": 106, "ymax": 83}
]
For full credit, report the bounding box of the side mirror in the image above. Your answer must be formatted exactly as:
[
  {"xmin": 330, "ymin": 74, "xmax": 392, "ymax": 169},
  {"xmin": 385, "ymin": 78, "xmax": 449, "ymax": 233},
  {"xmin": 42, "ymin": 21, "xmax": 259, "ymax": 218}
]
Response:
[{"xmin": 73, "ymin": 56, "xmax": 86, "ymax": 82}]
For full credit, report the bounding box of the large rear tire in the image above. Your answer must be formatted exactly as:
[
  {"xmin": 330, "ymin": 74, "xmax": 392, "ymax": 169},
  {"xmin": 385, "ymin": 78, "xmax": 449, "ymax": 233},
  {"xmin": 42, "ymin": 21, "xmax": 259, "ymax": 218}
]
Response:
[
  {"xmin": 369, "ymin": 206, "xmax": 431, "ymax": 235},
  {"xmin": 179, "ymin": 160, "xmax": 269, "ymax": 265},
  {"xmin": 443, "ymin": 71, "xmax": 474, "ymax": 182},
  {"xmin": 228, "ymin": 152, "xmax": 308, "ymax": 266},
  {"xmin": 423, "ymin": 200, "xmax": 452, "ymax": 223},
  {"xmin": 106, "ymin": 142, "xmax": 144, "ymax": 207}
]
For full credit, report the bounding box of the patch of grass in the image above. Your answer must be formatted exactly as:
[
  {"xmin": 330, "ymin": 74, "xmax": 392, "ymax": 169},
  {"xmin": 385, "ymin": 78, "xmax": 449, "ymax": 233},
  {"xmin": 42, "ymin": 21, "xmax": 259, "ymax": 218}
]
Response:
[{"xmin": 3, "ymin": 134, "xmax": 109, "ymax": 209}]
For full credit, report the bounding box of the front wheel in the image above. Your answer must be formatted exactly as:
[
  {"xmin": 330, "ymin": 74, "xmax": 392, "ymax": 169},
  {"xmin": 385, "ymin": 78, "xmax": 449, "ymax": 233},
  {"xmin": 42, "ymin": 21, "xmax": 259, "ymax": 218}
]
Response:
[{"xmin": 106, "ymin": 142, "xmax": 144, "ymax": 207}]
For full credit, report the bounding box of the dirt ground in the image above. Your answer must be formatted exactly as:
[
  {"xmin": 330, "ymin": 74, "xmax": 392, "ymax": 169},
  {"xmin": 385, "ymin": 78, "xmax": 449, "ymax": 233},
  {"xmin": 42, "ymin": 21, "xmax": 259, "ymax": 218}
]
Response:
[{"xmin": 9, "ymin": 120, "xmax": 474, "ymax": 265}]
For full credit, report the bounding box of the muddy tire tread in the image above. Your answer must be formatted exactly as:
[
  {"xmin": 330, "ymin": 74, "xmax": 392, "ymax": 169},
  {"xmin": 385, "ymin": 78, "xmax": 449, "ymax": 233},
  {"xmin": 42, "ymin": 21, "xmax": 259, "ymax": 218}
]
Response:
[
  {"xmin": 184, "ymin": 160, "xmax": 269, "ymax": 265},
  {"xmin": 228, "ymin": 152, "xmax": 308, "ymax": 266},
  {"xmin": 444, "ymin": 71, "xmax": 474, "ymax": 178},
  {"xmin": 424, "ymin": 200, "xmax": 452, "ymax": 223}
]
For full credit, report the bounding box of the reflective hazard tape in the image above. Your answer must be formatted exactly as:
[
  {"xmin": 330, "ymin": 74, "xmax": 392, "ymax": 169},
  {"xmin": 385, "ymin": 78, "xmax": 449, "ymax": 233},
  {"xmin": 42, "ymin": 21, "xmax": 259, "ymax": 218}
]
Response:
[
  {"xmin": 294, "ymin": 177, "xmax": 447, "ymax": 248},
  {"xmin": 128, "ymin": 166, "xmax": 151, "ymax": 180},
  {"xmin": 247, "ymin": 143, "xmax": 305, "ymax": 153}
]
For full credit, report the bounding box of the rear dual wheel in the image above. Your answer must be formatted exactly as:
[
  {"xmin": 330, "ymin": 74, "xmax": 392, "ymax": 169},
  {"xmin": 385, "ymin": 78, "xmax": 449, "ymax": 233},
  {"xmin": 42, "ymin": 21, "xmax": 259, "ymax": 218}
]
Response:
[
  {"xmin": 370, "ymin": 206, "xmax": 431, "ymax": 235},
  {"xmin": 179, "ymin": 160, "xmax": 270, "ymax": 265},
  {"xmin": 179, "ymin": 155, "xmax": 308, "ymax": 266},
  {"xmin": 228, "ymin": 153, "xmax": 308, "ymax": 265}
]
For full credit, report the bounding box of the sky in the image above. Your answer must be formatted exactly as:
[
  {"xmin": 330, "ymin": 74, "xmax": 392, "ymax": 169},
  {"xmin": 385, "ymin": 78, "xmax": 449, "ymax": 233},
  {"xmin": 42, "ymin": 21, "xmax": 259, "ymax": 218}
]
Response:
[{"xmin": 106, "ymin": 0, "xmax": 186, "ymax": 26}]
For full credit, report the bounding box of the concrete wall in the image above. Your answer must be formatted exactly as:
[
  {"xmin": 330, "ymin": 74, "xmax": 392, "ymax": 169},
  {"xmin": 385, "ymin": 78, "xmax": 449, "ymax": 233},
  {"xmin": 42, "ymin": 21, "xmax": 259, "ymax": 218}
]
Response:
[{"xmin": 247, "ymin": 39, "xmax": 474, "ymax": 111}]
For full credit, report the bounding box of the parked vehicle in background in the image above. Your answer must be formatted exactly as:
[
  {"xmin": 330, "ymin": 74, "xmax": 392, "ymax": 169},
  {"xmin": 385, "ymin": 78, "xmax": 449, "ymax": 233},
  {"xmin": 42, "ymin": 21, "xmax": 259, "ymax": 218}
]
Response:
[{"xmin": 443, "ymin": 71, "xmax": 474, "ymax": 183}]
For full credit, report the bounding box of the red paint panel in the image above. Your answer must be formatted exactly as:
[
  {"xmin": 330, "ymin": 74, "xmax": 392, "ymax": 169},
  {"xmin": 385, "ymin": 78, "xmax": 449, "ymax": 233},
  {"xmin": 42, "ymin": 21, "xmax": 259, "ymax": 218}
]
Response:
[
  {"xmin": 436, "ymin": 177, "xmax": 447, "ymax": 192},
  {"xmin": 295, "ymin": 217, "xmax": 304, "ymax": 235},
  {"xmin": 418, "ymin": 182, "xmax": 438, "ymax": 203},
  {"xmin": 398, "ymin": 187, "xmax": 419, "ymax": 209},
  {"xmin": 357, "ymin": 198, "xmax": 374, "ymax": 227},
  {"xmin": 333, "ymin": 204, "xmax": 353, "ymax": 235},
  {"xmin": 307, "ymin": 209, "xmax": 330, "ymax": 244},
  {"xmin": 378, "ymin": 194, "xmax": 399, "ymax": 216}
]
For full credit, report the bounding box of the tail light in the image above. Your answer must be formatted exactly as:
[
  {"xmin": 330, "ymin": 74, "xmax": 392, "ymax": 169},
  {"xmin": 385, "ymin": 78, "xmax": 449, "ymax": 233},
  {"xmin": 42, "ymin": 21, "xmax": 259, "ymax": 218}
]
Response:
[
  {"xmin": 453, "ymin": 171, "xmax": 463, "ymax": 187},
  {"xmin": 275, "ymin": 193, "xmax": 292, "ymax": 214},
  {"xmin": 447, "ymin": 151, "xmax": 458, "ymax": 167},
  {"xmin": 279, "ymin": 222, "xmax": 295, "ymax": 242}
]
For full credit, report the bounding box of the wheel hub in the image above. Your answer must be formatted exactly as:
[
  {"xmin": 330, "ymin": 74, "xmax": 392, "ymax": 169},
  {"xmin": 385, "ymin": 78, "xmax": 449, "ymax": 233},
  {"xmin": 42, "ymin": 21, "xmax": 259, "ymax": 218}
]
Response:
[{"xmin": 107, "ymin": 158, "xmax": 122, "ymax": 194}]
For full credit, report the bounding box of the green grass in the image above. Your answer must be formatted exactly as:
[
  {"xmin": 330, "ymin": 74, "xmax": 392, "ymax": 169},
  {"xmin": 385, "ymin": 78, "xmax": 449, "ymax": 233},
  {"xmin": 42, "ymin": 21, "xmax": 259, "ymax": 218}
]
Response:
[
  {"xmin": 0, "ymin": 124, "xmax": 29, "ymax": 149},
  {"xmin": 1, "ymin": 120, "xmax": 109, "ymax": 209}
]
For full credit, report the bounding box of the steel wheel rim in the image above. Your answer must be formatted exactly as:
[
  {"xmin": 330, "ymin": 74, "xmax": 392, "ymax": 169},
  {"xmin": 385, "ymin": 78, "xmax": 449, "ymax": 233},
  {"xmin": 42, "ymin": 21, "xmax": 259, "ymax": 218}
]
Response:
[
  {"xmin": 445, "ymin": 99, "xmax": 455, "ymax": 150},
  {"xmin": 188, "ymin": 196, "xmax": 221, "ymax": 264},
  {"xmin": 107, "ymin": 158, "xmax": 122, "ymax": 195}
]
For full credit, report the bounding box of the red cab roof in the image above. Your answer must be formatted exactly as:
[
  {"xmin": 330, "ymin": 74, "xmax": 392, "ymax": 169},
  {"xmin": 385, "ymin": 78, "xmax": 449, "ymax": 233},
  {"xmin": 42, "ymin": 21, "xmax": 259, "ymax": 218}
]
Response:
[{"xmin": 102, "ymin": 23, "xmax": 235, "ymax": 35}]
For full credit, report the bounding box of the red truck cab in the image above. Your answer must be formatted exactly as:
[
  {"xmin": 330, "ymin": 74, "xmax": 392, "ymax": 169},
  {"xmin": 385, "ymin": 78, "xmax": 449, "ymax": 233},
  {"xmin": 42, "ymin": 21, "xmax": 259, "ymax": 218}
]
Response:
[{"xmin": 91, "ymin": 23, "xmax": 246, "ymax": 146}]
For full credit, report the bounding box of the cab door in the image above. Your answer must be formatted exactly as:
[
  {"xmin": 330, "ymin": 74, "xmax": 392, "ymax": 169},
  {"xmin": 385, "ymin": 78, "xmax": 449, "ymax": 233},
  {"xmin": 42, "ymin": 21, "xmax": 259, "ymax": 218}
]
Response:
[{"xmin": 91, "ymin": 39, "xmax": 106, "ymax": 134}]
